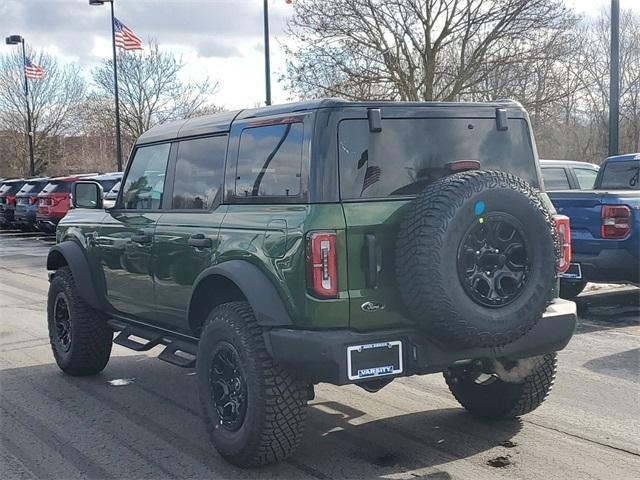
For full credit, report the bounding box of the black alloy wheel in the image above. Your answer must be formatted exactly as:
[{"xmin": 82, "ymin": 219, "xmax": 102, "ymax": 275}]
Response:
[
  {"xmin": 54, "ymin": 293, "xmax": 72, "ymax": 352},
  {"xmin": 210, "ymin": 342, "xmax": 248, "ymax": 431},
  {"xmin": 457, "ymin": 213, "xmax": 530, "ymax": 308}
]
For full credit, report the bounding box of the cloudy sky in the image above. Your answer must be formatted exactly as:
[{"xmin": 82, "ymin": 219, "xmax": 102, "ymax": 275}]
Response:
[{"xmin": 0, "ymin": 0, "xmax": 638, "ymax": 110}]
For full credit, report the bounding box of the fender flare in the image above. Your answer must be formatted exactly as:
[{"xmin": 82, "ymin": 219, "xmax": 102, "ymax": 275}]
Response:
[
  {"xmin": 47, "ymin": 241, "xmax": 102, "ymax": 309},
  {"xmin": 189, "ymin": 260, "xmax": 293, "ymax": 327}
]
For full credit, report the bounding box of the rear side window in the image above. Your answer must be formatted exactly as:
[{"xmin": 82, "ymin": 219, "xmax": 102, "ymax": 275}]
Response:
[
  {"xmin": 121, "ymin": 143, "xmax": 171, "ymax": 209},
  {"xmin": 172, "ymin": 135, "xmax": 227, "ymax": 209},
  {"xmin": 235, "ymin": 123, "xmax": 303, "ymax": 198},
  {"xmin": 40, "ymin": 181, "xmax": 72, "ymax": 194},
  {"xmin": 599, "ymin": 160, "xmax": 640, "ymax": 189},
  {"xmin": 574, "ymin": 168, "xmax": 598, "ymax": 189},
  {"xmin": 541, "ymin": 168, "xmax": 571, "ymax": 190},
  {"xmin": 338, "ymin": 118, "xmax": 537, "ymax": 199}
]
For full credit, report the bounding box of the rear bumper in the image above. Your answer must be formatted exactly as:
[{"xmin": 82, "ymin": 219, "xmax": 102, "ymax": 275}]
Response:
[
  {"xmin": 572, "ymin": 249, "xmax": 639, "ymax": 284},
  {"xmin": 268, "ymin": 298, "xmax": 577, "ymax": 385},
  {"xmin": 14, "ymin": 207, "xmax": 36, "ymax": 224},
  {"xmin": 0, "ymin": 209, "xmax": 15, "ymax": 225},
  {"xmin": 36, "ymin": 216, "xmax": 59, "ymax": 233}
]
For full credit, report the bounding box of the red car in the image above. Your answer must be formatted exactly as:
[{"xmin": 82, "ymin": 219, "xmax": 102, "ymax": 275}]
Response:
[{"xmin": 36, "ymin": 175, "xmax": 94, "ymax": 233}]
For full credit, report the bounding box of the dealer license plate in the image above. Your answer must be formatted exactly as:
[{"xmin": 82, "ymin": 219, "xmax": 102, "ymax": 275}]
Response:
[
  {"xmin": 347, "ymin": 341, "xmax": 403, "ymax": 381},
  {"xmin": 559, "ymin": 263, "xmax": 582, "ymax": 279}
]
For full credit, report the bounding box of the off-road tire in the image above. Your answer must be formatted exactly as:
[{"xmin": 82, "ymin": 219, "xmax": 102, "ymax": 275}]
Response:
[
  {"xmin": 560, "ymin": 279, "xmax": 587, "ymax": 299},
  {"xmin": 396, "ymin": 170, "xmax": 557, "ymax": 348},
  {"xmin": 47, "ymin": 266, "xmax": 112, "ymax": 375},
  {"xmin": 444, "ymin": 353, "xmax": 557, "ymax": 419},
  {"xmin": 197, "ymin": 301, "xmax": 308, "ymax": 467}
]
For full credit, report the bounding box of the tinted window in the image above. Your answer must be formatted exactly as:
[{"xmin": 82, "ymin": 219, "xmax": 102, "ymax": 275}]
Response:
[
  {"xmin": 96, "ymin": 179, "xmax": 119, "ymax": 192},
  {"xmin": 599, "ymin": 160, "xmax": 640, "ymax": 189},
  {"xmin": 121, "ymin": 143, "xmax": 170, "ymax": 209},
  {"xmin": 338, "ymin": 118, "xmax": 537, "ymax": 199},
  {"xmin": 40, "ymin": 181, "xmax": 72, "ymax": 194},
  {"xmin": 0, "ymin": 182, "xmax": 25, "ymax": 195},
  {"xmin": 172, "ymin": 135, "xmax": 227, "ymax": 209},
  {"xmin": 541, "ymin": 168, "xmax": 571, "ymax": 190},
  {"xmin": 574, "ymin": 168, "xmax": 598, "ymax": 189},
  {"xmin": 235, "ymin": 123, "xmax": 303, "ymax": 197},
  {"xmin": 105, "ymin": 181, "xmax": 120, "ymax": 199},
  {"xmin": 18, "ymin": 181, "xmax": 48, "ymax": 195}
]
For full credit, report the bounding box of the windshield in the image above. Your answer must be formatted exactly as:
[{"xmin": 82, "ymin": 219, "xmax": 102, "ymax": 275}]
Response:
[
  {"xmin": 338, "ymin": 117, "xmax": 537, "ymax": 199},
  {"xmin": 599, "ymin": 160, "xmax": 640, "ymax": 189}
]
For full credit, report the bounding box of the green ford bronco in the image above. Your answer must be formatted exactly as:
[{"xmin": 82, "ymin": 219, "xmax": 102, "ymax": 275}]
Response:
[{"xmin": 47, "ymin": 99, "xmax": 576, "ymax": 467}]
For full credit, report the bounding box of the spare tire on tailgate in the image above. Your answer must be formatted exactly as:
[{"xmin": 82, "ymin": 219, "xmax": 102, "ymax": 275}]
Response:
[{"xmin": 396, "ymin": 170, "xmax": 556, "ymax": 348}]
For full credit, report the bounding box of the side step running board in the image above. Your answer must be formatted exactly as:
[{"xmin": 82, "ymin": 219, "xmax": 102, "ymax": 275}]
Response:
[{"xmin": 109, "ymin": 319, "xmax": 197, "ymax": 368}]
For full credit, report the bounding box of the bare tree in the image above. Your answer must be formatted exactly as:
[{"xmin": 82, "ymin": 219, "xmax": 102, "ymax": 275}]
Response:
[
  {"xmin": 0, "ymin": 49, "xmax": 86, "ymax": 174},
  {"xmin": 92, "ymin": 40, "xmax": 219, "ymax": 146},
  {"xmin": 284, "ymin": 0, "xmax": 577, "ymax": 102}
]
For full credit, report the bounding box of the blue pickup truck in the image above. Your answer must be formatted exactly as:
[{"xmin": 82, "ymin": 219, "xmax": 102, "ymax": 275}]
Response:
[{"xmin": 545, "ymin": 154, "xmax": 639, "ymax": 298}]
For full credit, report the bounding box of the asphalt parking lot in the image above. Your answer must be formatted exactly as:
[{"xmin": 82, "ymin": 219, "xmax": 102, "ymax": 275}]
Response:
[{"xmin": 0, "ymin": 231, "xmax": 638, "ymax": 480}]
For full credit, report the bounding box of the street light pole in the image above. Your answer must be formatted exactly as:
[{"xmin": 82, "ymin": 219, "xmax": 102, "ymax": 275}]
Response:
[
  {"xmin": 609, "ymin": 0, "xmax": 620, "ymax": 157},
  {"xmin": 5, "ymin": 35, "xmax": 35, "ymax": 176},
  {"xmin": 263, "ymin": 0, "xmax": 272, "ymax": 106},
  {"xmin": 90, "ymin": 0, "xmax": 123, "ymax": 171}
]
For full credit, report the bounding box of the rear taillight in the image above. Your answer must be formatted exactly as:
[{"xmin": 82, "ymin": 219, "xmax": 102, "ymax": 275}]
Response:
[
  {"xmin": 306, "ymin": 231, "xmax": 338, "ymax": 298},
  {"xmin": 6, "ymin": 195, "xmax": 16, "ymax": 205},
  {"xmin": 553, "ymin": 215, "xmax": 571, "ymax": 273},
  {"xmin": 601, "ymin": 205, "xmax": 631, "ymax": 239},
  {"xmin": 29, "ymin": 196, "xmax": 38, "ymax": 205},
  {"xmin": 446, "ymin": 160, "xmax": 481, "ymax": 172}
]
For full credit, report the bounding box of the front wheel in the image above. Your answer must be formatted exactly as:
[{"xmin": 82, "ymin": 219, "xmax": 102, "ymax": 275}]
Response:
[
  {"xmin": 197, "ymin": 302, "xmax": 309, "ymax": 467},
  {"xmin": 47, "ymin": 267, "xmax": 113, "ymax": 375},
  {"xmin": 444, "ymin": 353, "xmax": 557, "ymax": 419}
]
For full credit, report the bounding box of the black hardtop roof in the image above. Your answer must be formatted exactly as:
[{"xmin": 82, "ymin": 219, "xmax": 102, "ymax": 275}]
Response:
[{"xmin": 136, "ymin": 98, "xmax": 525, "ymax": 145}]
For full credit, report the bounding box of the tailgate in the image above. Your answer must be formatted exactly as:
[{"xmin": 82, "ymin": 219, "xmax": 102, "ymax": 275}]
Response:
[
  {"xmin": 548, "ymin": 190, "xmax": 639, "ymax": 256},
  {"xmin": 342, "ymin": 201, "xmax": 414, "ymax": 331}
]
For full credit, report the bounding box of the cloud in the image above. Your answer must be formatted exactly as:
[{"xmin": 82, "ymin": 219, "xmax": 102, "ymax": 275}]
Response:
[
  {"xmin": 0, "ymin": 0, "xmax": 290, "ymax": 61},
  {"xmin": 195, "ymin": 38, "xmax": 242, "ymax": 58}
]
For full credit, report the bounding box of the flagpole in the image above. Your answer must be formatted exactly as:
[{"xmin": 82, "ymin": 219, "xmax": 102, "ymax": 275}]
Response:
[
  {"xmin": 263, "ymin": 0, "xmax": 272, "ymax": 106},
  {"xmin": 109, "ymin": 0, "xmax": 123, "ymax": 172},
  {"xmin": 20, "ymin": 39, "xmax": 35, "ymax": 177}
]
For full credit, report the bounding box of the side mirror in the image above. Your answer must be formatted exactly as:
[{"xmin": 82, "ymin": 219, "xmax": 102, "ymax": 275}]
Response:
[{"xmin": 73, "ymin": 181, "xmax": 103, "ymax": 209}]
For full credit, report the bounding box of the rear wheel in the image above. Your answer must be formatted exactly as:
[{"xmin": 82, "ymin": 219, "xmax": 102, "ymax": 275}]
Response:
[
  {"xmin": 560, "ymin": 279, "xmax": 587, "ymax": 299},
  {"xmin": 47, "ymin": 267, "xmax": 113, "ymax": 375},
  {"xmin": 444, "ymin": 353, "xmax": 557, "ymax": 419},
  {"xmin": 197, "ymin": 301, "xmax": 309, "ymax": 467}
]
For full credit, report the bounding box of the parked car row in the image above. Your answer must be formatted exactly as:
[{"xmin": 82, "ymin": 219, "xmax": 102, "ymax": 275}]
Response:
[
  {"xmin": 0, "ymin": 172, "xmax": 122, "ymax": 232},
  {"xmin": 541, "ymin": 154, "xmax": 640, "ymax": 298}
]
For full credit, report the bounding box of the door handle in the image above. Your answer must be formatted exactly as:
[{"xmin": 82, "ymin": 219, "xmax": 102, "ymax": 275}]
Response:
[
  {"xmin": 364, "ymin": 234, "xmax": 379, "ymax": 288},
  {"xmin": 188, "ymin": 233, "xmax": 212, "ymax": 248},
  {"xmin": 131, "ymin": 233, "xmax": 152, "ymax": 244}
]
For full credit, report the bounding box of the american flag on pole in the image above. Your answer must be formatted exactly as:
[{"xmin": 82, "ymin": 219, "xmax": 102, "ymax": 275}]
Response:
[
  {"xmin": 24, "ymin": 58, "xmax": 44, "ymax": 80},
  {"xmin": 361, "ymin": 165, "xmax": 382, "ymax": 193},
  {"xmin": 114, "ymin": 17, "xmax": 143, "ymax": 51}
]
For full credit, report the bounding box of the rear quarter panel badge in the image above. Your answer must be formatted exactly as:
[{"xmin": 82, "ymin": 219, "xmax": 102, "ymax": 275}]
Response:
[{"xmin": 361, "ymin": 301, "xmax": 385, "ymax": 312}]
